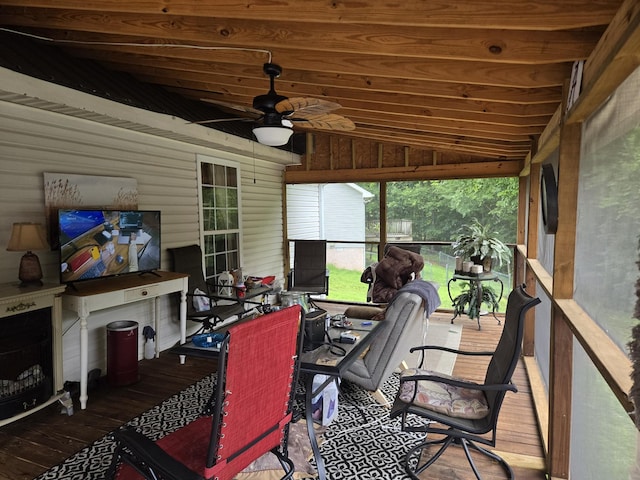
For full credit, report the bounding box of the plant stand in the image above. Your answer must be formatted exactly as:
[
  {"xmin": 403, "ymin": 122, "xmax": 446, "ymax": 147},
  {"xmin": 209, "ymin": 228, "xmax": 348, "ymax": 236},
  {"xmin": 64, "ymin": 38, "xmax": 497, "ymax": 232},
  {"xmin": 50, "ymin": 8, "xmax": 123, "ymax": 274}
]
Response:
[{"xmin": 448, "ymin": 272, "xmax": 504, "ymax": 329}]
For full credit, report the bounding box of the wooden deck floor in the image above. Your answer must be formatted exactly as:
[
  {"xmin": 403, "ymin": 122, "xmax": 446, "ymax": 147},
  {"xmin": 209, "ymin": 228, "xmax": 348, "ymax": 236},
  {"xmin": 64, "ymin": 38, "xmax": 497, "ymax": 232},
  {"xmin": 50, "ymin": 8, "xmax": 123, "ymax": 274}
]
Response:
[{"xmin": 0, "ymin": 309, "xmax": 547, "ymax": 480}]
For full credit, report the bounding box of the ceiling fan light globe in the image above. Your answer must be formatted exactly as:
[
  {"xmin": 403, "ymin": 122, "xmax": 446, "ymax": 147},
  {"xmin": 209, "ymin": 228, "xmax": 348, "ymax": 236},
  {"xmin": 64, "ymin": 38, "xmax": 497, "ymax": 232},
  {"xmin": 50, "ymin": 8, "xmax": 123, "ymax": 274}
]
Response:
[{"xmin": 253, "ymin": 126, "xmax": 293, "ymax": 146}]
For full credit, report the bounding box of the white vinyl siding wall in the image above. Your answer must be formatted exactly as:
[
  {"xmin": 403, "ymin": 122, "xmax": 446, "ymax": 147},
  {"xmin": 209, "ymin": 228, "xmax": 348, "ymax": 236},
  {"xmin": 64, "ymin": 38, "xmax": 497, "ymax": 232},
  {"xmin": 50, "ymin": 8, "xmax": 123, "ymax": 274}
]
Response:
[
  {"xmin": 286, "ymin": 184, "xmax": 322, "ymax": 239},
  {"xmin": 0, "ymin": 95, "xmax": 286, "ymax": 384}
]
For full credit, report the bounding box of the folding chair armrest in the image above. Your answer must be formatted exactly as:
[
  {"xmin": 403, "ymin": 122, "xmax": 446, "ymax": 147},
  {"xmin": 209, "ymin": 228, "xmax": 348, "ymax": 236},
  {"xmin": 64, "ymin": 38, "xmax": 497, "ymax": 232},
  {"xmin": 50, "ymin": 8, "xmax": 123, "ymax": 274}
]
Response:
[
  {"xmin": 409, "ymin": 345, "xmax": 494, "ymax": 357},
  {"xmin": 399, "ymin": 373, "xmax": 518, "ymax": 393},
  {"xmin": 113, "ymin": 427, "xmax": 204, "ymax": 480}
]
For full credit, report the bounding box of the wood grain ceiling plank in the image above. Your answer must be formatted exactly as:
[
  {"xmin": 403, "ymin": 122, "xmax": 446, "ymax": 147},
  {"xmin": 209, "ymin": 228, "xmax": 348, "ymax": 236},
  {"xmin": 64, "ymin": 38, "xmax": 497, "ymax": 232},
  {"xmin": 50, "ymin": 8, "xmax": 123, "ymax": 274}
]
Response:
[
  {"xmin": 348, "ymin": 127, "xmax": 533, "ymax": 152},
  {"xmin": 127, "ymin": 65, "xmax": 559, "ymax": 117},
  {"xmin": 95, "ymin": 52, "xmax": 563, "ymax": 105},
  {"xmin": 167, "ymin": 85, "xmax": 549, "ymax": 138},
  {"xmin": 149, "ymin": 74, "xmax": 553, "ymax": 127},
  {"xmin": 15, "ymin": 28, "xmax": 563, "ymax": 103},
  {"xmin": 0, "ymin": 6, "xmax": 603, "ymax": 64},
  {"xmin": 346, "ymin": 116, "xmax": 537, "ymax": 142},
  {"xmin": 0, "ymin": 0, "xmax": 621, "ymax": 30},
  {"xmin": 61, "ymin": 41, "xmax": 569, "ymax": 89},
  {"xmin": 314, "ymin": 134, "xmax": 526, "ymax": 160},
  {"xmin": 334, "ymin": 128, "xmax": 531, "ymax": 156}
]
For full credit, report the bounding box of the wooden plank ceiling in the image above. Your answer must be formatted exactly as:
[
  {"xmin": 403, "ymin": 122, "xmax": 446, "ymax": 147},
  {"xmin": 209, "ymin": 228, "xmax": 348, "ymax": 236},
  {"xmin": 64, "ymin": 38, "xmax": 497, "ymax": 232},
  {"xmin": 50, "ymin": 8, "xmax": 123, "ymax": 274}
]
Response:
[{"xmin": 0, "ymin": 0, "xmax": 623, "ymax": 171}]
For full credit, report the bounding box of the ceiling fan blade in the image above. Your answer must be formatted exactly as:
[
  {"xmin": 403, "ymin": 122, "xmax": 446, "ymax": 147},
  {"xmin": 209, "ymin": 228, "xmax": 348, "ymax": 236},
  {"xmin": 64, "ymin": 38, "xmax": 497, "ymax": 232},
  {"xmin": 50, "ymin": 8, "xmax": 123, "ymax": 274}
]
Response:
[
  {"xmin": 292, "ymin": 113, "xmax": 356, "ymax": 131},
  {"xmin": 200, "ymin": 98, "xmax": 263, "ymax": 117},
  {"xmin": 190, "ymin": 117, "xmax": 255, "ymax": 125},
  {"xmin": 276, "ymin": 97, "xmax": 342, "ymax": 116}
]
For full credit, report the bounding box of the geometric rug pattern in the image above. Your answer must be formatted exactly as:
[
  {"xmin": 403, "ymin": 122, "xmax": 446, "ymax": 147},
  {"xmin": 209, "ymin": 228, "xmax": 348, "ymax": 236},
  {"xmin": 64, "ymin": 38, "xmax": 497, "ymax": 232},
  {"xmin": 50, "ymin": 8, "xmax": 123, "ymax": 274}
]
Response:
[
  {"xmin": 34, "ymin": 375, "xmax": 216, "ymax": 480},
  {"xmin": 34, "ymin": 320, "xmax": 461, "ymax": 480},
  {"xmin": 311, "ymin": 375, "xmax": 425, "ymax": 480},
  {"xmin": 35, "ymin": 374, "xmax": 420, "ymax": 480}
]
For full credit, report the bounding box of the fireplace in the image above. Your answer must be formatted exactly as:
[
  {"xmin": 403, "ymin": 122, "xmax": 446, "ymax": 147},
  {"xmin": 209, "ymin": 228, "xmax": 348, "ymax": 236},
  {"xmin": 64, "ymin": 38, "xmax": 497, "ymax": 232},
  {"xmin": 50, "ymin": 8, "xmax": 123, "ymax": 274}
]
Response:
[
  {"xmin": 0, "ymin": 307, "xmax": 54, "ymax": 419},
  {"xmin": 0, "ymin": 283, "xmax": 65, "ymax": 425}
]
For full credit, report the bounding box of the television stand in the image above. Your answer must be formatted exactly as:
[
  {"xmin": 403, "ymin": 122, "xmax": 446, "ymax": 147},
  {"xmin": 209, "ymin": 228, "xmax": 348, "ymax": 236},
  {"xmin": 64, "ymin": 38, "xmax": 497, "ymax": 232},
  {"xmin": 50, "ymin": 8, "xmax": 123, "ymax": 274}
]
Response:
[
  {"xmin": 61, "ymin": 271, "xmax": 188, "ymax": 410},
  {"xmin": 138, "ymin": 270, "xmax": 161, "ymax": 278}
]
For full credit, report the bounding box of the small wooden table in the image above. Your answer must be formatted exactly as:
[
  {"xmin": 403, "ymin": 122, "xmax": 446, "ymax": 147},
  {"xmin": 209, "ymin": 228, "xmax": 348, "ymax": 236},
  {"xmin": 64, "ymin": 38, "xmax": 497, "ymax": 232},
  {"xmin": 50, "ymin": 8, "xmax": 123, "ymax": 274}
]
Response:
[{"xmin": 61, "ymin": 271, "xmax": 189, "ymax": 409}]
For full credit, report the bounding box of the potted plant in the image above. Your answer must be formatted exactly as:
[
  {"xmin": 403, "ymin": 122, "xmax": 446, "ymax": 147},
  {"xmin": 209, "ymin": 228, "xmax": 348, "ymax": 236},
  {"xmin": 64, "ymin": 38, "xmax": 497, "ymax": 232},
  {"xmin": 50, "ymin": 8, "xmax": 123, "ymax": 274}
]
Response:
[
  {"xmin": 451, "ymin": 283, "xmax": 501, "ymax": 320},
  {"xmin": 452, "ymin": 219, "xmax": 512, "ymax": 272}
]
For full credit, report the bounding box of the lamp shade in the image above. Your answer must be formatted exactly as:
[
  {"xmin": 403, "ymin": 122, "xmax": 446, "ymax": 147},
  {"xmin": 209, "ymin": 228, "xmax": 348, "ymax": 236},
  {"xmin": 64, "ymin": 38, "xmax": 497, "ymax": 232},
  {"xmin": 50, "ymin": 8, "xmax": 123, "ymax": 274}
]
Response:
[
  {"xmin": 252, "ymin": 126, "xmax": 293, "ymax": 146},
  {"xmin": 6, "ymin": 223, "xmax": 48, "ymax": 252}
]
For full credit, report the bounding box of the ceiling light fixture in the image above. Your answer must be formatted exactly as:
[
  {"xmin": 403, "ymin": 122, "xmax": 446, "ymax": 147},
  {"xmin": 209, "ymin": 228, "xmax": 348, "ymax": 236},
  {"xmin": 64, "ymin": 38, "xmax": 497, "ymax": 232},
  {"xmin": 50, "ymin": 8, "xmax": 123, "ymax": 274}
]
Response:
[{"xmin": 252, "ymin": 126, "xmax": 293, "ymax": 146}]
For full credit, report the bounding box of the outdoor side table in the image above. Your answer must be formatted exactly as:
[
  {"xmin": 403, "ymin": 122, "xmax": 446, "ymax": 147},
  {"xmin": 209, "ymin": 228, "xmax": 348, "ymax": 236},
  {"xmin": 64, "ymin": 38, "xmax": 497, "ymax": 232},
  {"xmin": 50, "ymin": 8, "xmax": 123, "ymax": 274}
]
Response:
[{"xmin": 448, "ymin": 272, "xmax": 504, "ymax": 329}]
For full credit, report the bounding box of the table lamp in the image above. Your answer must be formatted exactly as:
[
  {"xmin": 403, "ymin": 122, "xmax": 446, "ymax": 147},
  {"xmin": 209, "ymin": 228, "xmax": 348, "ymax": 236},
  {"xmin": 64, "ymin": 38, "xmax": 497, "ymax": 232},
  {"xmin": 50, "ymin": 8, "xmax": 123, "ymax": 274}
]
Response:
[{"xmin": 6, "ymin": 222, "xmax": 49, "ymax": 286}]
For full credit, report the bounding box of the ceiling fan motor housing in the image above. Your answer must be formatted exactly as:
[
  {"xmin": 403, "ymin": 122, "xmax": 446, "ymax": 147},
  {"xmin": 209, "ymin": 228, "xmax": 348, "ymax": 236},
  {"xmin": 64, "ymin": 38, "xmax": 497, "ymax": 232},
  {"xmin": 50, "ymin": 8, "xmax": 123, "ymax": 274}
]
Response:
[
  {"xmin": 252, "ymin": 92, "xmax": 287, "ymax": 113},
  {"xmin": 252, "ymin": 63, "xmax": 287, "ymax": 113}
]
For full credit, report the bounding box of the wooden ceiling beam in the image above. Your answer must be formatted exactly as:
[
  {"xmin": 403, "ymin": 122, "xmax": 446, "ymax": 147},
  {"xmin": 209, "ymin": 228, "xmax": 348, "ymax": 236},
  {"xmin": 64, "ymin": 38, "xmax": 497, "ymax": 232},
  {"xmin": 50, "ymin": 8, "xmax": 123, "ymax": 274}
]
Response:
[
  {"xmin": 124, "ymin": 65, "xmax": 559, "ymax": 117},
  {"xmin": 161, "ymin": 82, "xmax": 552, "ymax": 127},
  {"xmin": 0, "ymin": 0, "xmax": 621, "ymax": 30},
  {"xmin": 349, "ymin": 118, "xmax": 536, "ymax": 142},
  {"xmin": 330, "ymin": 130, "xmax": 529, "ymax": 159},
  {"xmin": 284, "ymin": 160, "xmax": 524, "ymax": 184},
  {"xmin": 97, "ymin": 55, "xmax": 562, "ymax": 105},
  {"xmin": 47, "ymin": 33, "xmax": 563, "ymax": 104},
  {"xmin": 0, "ymin": 7, "xmax": 603, "ymax": 64},
  {"xmin": 47, "ymin": 39, "xmax": 570, "ymax": 88}
]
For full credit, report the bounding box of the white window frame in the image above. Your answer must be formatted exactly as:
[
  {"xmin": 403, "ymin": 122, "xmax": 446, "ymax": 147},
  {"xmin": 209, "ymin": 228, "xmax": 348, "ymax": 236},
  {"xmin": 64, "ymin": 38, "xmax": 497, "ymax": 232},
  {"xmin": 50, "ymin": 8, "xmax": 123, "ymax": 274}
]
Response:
[{"xmin": 197, "ymin": 155, "xmax": 243, "ymax": 282}]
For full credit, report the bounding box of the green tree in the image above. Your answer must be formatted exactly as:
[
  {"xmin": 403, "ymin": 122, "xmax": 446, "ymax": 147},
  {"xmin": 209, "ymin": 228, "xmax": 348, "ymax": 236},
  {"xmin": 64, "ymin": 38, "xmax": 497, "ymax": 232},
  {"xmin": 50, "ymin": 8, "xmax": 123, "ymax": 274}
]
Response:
[{"xmin": 358, "ymin": 178, "xmax": 518, "ymax": 243}]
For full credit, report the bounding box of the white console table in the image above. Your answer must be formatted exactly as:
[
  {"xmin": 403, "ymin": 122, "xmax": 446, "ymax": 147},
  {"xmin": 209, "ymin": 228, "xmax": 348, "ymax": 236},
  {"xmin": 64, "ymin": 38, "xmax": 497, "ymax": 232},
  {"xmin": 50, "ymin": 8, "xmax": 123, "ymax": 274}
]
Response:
[
  {"xmin": 61, "ymin": 271, "xmax": 188, "ymax": 410},
  {"xmin": 0, "ymin": 282, "xmax": 66, "ymax": 427}
]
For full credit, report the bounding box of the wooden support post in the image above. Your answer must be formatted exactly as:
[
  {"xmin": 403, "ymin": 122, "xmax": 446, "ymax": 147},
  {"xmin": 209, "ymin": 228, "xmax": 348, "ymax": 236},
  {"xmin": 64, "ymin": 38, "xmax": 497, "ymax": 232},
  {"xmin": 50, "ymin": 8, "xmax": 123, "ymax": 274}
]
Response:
[
  {"xmin": 547, "ymin": 119, "xmax": 581, "ymax": 479},
  {"xmin": 379, "ymin": 182, "xmax": 387, "ymax": 260}
]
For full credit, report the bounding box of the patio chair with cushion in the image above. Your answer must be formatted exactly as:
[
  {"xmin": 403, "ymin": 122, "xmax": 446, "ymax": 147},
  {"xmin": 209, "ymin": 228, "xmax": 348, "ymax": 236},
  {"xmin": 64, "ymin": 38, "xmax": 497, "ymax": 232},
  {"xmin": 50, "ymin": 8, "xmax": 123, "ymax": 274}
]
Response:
[
  {"xmin": 389, "ymin": 284, "xmax": 540, "ymax": 479},
  {"xmin": 107, "ymin": 305, "xmax": 304, "ymax": 480}
]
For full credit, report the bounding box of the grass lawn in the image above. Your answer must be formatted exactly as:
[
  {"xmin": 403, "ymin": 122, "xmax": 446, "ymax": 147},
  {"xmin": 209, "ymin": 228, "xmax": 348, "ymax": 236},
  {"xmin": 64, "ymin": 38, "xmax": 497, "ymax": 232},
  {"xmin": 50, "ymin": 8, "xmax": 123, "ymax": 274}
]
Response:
[{"xmin": 326, "ymin": 261, "xmax": 509, "ymax": 313}]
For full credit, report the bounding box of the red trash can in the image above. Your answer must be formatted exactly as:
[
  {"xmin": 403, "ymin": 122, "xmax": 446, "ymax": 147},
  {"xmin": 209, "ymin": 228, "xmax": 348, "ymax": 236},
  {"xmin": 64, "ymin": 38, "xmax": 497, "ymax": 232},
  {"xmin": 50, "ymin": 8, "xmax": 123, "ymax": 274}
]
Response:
[{"xmin": 106, "ymin": 321, "xmax": 139, "ymax": 386}]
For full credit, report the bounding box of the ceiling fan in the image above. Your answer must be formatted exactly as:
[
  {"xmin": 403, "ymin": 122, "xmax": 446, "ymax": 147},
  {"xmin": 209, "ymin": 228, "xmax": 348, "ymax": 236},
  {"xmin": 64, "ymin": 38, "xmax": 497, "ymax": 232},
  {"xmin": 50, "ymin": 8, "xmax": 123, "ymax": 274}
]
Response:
[{"xmin": 198, "ymin": 63, "xmax": 355, "ymax": 146}]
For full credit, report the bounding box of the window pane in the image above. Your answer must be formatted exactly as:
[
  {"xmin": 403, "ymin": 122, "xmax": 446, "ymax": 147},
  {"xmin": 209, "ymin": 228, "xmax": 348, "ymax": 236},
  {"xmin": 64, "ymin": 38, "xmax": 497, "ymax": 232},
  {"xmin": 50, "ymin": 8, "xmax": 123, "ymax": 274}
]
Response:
[
  {"xmin": 227, "ymin": 233, "xmax": 238, "ymax": 251},
  {"xmin": 215, "ymin": 187, "xmax": 228, "ymax": 209},
  {"xmin": 201, "ymin": 163, "xmax": 213, "ymax": 185},
  {"xmin": 228, "ymin": 209, "xmax": 238, "ymax": 229},
  {"xmin": 204, "ymin": 252, "xmax": 215, "ymax": 278},
  {"xmin": 214, "ymin": 164, "xmax": 226, "ymax": 186},
  {"xmin": 204, "ymin": 234, "xmax": 214, "ymax": 252},
  {"xmin": 200, "ymin": 160, "xmax": 242, "ymax": 281},
  {"xmin": 227, "ymin": 188, "xmax": 238, "ymax": 208},
  {"xmin": 571, "ymin": 340, "xmax": 636, "ymax": 478},
  {"xmin": 203, "ymin": 209, "xmax": 215, "ymax": 231},
  {"xmin": 215, "ymin": 253, "xmax": 226, "ymax": 274},
  {"xmin": 575, "ymin": 65, "xmax": 640, "ymax": 351},
  {"xmin": 214, "ymin": 234, "xmax": 226, "ymax": 253},
  {"xmin": 216, "ymin": 209, "xmax": 227, "ymax": 230},
  {"xmin": 226, "ymin": 166, "xmax": 237, "ymax": 187},
  {"xmin": 202, "ymin": 186, "xmax": 214, "ymax": 207}
]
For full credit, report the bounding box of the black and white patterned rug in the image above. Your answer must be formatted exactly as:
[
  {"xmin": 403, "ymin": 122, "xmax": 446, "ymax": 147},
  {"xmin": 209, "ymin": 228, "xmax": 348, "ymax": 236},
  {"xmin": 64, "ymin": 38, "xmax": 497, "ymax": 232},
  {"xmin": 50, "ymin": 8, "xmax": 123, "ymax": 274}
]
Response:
[
  {"xmin": 35, "ymin": 321, "xmax": 460, "ymax": 479},
  {"xmin": 34, "ymin": 373, "xmax": 425, "ymax": 480}
]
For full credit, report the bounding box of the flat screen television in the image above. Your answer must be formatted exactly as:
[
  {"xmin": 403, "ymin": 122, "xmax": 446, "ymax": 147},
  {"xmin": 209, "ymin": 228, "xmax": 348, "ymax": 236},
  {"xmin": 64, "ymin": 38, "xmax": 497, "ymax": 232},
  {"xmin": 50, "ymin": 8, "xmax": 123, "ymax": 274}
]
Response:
[{"xmin": 58, "ymin": 209, "xmax": 161, "ymax": 284}]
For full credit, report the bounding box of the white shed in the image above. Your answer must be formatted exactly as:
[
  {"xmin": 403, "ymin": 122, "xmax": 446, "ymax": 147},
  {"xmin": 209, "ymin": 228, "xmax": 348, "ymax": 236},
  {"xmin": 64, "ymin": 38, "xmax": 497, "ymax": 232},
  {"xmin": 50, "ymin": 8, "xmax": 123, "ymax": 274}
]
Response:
[{"xmin": 286, "ymin": 183, "xmax": 374, "ymax": 270}]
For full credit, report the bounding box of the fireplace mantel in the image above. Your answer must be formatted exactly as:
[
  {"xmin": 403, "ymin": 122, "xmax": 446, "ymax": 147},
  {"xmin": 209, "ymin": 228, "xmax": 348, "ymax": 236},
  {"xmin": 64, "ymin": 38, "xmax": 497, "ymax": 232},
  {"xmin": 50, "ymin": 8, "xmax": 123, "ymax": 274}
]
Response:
[{"xmin": 0, "ymin": 282, "xmax": 66, "ymax": 426}]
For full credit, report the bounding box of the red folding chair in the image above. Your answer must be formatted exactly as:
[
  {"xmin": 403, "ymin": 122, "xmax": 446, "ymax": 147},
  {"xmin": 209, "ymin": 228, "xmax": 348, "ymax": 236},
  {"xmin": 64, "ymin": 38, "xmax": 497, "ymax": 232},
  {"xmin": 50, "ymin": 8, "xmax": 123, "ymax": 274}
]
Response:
[{"xmin": 107, "ymin": 305, "xmax": 303, "ymax": 480}]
